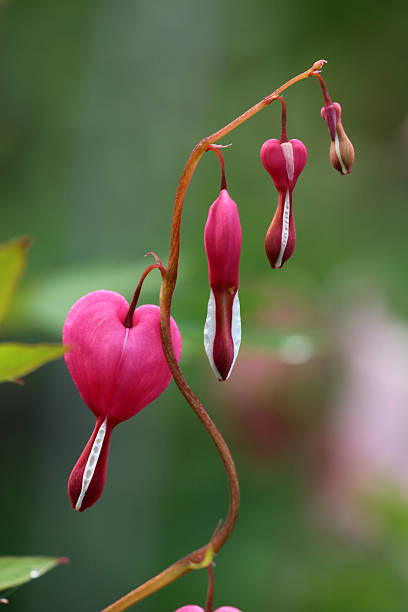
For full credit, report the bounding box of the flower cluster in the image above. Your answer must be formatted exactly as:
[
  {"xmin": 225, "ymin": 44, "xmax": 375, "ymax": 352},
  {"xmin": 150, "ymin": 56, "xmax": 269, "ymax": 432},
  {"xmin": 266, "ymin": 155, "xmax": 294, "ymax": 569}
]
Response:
[
  {"xmin": 61, "ymin": 61, "xmax": 354, "ymax": 611},
  {"xmin": 203, "ymin": 81, "xmax": 354, "ymax": 379}
]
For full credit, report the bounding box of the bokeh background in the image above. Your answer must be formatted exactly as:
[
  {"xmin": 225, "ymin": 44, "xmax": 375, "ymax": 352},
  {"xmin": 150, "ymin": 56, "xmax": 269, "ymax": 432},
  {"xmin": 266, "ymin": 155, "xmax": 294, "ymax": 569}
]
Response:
[{"xmin": 1, "ymin": 0, "xmax": 408, "ymax": 610}]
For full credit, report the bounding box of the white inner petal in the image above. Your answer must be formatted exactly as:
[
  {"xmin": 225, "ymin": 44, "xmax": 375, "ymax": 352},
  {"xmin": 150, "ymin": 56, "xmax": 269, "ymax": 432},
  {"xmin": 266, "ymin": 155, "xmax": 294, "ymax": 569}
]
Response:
[
  {"xmin": 275, "ymin": 189, "xmax": 290, "ymax": 269},
  {"xmin": 75, "ymin": 417, "xmax": 107, "ymax": 511},
  {"xmin": 281, "ymin": 142, "xmax": 294, "ymax": 181},
  {"xmin": 204, "ymin": 289, "xmax": 222, "ymax": 380},
  {"xmin": 334, "ymin": 132, "xmax": 347, "ymax": 175},
  {"xmin": 227, "ymin": 291, "xmax": 241, "ymax": 380},
  {"xmin": 203, "ymin": 289, "xmax": 241, "ymax": 380}
]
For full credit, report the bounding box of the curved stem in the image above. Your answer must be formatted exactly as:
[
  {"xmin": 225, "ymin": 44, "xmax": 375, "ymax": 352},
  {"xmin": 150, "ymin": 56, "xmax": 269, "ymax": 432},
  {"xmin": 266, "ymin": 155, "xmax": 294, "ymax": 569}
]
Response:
[
  {"xmin": 165, "ymin": 58, "xmax": 326, "ymax": 292},
  {"xmin": 102, "ymin": 58, "xmax": 326, "ymax": 612},
  {"xmin": 123, "ymin": 262, "xmax": 165, "ymax": 328},
  {"xmin": 205, "ymin": 565, "xmax": 214, "ymax": 612},
  {"xmin": 276, "ymin": 96, "xmax": 288, "ymax": 143},
  {"xmin": 207, "ymin": 145, "xmax": 228, "ymax": 191},
  {"xmin": 159, "ymin": 303, "xmax": 240, "ymax": 552},
  {"xmin": 314, "ymin": 72, "xmax": 332, "ymax": 106}
]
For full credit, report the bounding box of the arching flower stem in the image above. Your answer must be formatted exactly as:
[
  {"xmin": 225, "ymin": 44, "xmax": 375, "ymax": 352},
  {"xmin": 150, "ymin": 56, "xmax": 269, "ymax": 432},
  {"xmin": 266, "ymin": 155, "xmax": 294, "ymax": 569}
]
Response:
[
  {"xmin": 102, "ymin": 58, "xmax": 326, "ymax": 612},
  {"xmin": 123, "ymin": 255, "xmax": 166, "ymax": 328},
  {"xmin": 314, "ymin": 71, "xmax": 332, "ymax": 105},
  {"xmin": 276, "ymin": 96, "xmax": 288, "ymax": 144},
  {"xmin": 207, "ymin": 144, "xmax": 229, "ymax": 190},
  {"xmin": 205, "ymin": 565, "xmax": 214, "ymax": 612}
]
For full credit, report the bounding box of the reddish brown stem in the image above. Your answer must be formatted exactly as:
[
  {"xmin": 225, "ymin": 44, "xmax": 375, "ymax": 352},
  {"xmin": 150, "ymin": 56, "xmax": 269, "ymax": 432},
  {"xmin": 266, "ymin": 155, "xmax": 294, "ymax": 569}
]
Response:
[
  {"xmin": 205, "ymin": 565, "xmax": 214, "ymax": 612},
  {"xmin": 276, "ymin": 96, "xmax": 288, "ymax": 143},
  {"xmin": 123, "ymin": 262, "xmax": 165, "ymax": 328},
  {"xmin": 314, "ymin": 72, "xmax": 332, "ymax": 105},
  {"xmin": 207, "ymin": 145, "xmax": 228, "ymax": 190}
]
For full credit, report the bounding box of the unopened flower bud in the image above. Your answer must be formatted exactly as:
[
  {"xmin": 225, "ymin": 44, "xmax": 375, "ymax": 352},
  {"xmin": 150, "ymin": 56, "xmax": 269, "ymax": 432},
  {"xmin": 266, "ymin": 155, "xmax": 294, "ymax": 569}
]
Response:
[
  {"xmin": 204, "ymin": 188, "xmax": 242, "ymax": 381},
  {"xmin": 63, "ymin": 290, "xmax": 182, "ymax": 511},
  {"xmin": 321, "ymin": 102, "xmax": 354, "ymax": 175},
  {"xmin": 260, "ymin": 138, "xmax": 307, "ymax": 269}
]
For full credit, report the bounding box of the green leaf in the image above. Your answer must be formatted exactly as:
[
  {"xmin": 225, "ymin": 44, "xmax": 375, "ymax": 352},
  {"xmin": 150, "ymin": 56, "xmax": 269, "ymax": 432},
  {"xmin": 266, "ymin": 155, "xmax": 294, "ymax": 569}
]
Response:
[
  {"xmin": 0, "ymin": 343, "xmax": 68, "ymax": 383},
  {"xmin": 0, "ymin": 556, "xmax": 68, "ymax": 591},
  {"xmin": 0, "ymin": 237, "xmax": 30, "ymax": 324}
]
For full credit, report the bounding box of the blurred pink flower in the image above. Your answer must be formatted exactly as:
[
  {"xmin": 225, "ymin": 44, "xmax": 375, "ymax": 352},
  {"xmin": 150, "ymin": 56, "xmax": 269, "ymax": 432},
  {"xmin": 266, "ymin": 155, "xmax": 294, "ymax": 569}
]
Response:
[{"xmin": 317, "ymin": 300, "xmax": 408, "ymax": 533}]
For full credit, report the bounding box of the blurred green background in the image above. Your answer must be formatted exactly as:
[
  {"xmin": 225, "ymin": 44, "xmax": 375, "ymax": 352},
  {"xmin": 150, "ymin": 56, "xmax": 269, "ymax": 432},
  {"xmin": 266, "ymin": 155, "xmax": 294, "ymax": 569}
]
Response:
[{"xmin": 1, "ymin": 0, "xmax": 408, "ymax": 610}]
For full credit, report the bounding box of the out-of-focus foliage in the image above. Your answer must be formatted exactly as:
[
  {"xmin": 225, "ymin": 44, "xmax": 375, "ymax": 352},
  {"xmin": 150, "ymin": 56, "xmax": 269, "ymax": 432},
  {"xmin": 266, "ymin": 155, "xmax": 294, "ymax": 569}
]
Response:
[
  {"xmin": 0, "ymin": 556, "xmax": 67, "ymax": 592},
  {"xmin": 0, "ymin": 343, "xmax": 67, "ymax": 383},
  {"xmin": 10, "ymin": 259, "xmax": 157, "ymax": 334},
  {"xmin": 0, "ymin": 237, "xmax": 67, "ymax": 382},
  {"xmin": 0, "ymin": 237, "xmax": 29, "ymax": 323}
]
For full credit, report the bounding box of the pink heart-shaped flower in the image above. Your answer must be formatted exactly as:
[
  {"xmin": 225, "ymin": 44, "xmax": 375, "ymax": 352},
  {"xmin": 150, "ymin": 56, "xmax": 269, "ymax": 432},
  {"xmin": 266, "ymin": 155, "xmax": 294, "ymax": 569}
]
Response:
[{"xmin": 63, "ymin": 290, "xmax": 182, "ymax": 511}]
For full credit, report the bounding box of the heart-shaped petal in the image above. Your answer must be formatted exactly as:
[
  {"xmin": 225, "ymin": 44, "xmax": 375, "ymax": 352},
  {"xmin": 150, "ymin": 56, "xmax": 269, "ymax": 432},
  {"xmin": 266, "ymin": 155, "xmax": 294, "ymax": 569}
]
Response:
[{"xmin": 63, "ymin": 290, "xmax": 182, "ymax": 510}]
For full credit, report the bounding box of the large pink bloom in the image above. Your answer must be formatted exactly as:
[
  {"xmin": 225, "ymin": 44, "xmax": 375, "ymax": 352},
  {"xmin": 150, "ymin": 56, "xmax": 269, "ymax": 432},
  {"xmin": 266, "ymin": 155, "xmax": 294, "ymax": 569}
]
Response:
[
  {"xmin": 204, "ymin": 188, "xmax": 242, "ymax": 381},
  {"xmin": 63, "ymin": 290, "xmax": 182, "ymax": 511},
  {"xmin": 260, "ymin": 138, "xmax": 307, "ymax": 269}
]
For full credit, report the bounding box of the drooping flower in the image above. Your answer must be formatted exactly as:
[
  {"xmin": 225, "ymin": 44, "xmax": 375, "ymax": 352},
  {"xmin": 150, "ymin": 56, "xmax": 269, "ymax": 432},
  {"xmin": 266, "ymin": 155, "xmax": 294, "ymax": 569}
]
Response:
[
  {"xmin": 321, "ymin": 101, "xmax": 354, "ymax": 175},
  {"xmin": 63, "ymin": 290, "xmax": 182, "ymax": 511},
  {"xmin": 260, "ymin": 137, "xmax": 307, "ymax": 269},
  {"xmin": 204, "ymin": 187, "xmax": 242, "ymax": 381}
]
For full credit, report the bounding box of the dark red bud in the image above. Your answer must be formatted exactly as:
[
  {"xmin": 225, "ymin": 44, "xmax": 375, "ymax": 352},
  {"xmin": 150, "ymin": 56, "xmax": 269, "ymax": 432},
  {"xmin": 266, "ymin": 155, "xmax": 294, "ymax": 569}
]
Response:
[
  {"xmin": 321, "ymin": 102, "xmax": 355, "ymax": 175},
  {"xmin": 265, "ymin": 190, "xmax": 296, "ymax": 269}
]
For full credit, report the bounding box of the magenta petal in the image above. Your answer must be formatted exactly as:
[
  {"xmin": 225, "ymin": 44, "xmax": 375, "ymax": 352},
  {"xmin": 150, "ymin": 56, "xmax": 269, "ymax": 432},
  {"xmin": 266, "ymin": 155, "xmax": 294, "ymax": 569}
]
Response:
[
  {"xmin": 204, "ymin": 189, "xmax": 242, "ymax": 381},
  {"xmin": 68, "ymin": 417, "xmax": 113, "ymax": 511},
  {"xmin": 173, "ymin": 607, "xmax": 243, "ymax": 612},
  {"xmin": 63, "ymin": 290, "xmax": 182, "ymax": 424},
  {"xmin": 63, "ymin": 291, "xmax": 129, "ymax": 420},
  {"xmin": 204, "ymin": 189, "xmax": 241, "ymax": 289},
  {"xmin": 260, "ymin": 138, "xmax": 288, "ymax": 192},
  {"xmin": 63, "ymin": 289, "xmax": 182, "ymax": 510},
  {"xmin": 261, "ymin": 139, "xmax": 307, "ymax": 192},
  {"xmin": 289, "ymin": 139, "xmax": 307, "ymax": 186},
  {"xmin": 173, "ymin": 607, "xmax": 204, "ymax": 612}
]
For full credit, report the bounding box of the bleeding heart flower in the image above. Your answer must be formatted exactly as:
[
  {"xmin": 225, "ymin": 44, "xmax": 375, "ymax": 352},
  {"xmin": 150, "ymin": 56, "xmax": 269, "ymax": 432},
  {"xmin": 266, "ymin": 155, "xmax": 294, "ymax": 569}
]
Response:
[
  {"xmin": 174, "ymin": 606, "xmax": 243, "ymax": 612},
  {"xmin": 63, "ymin": 290, "xmax": 182, "ymax": 511},
  {"xmin": 260, "ymin": 137, "xmax": 307, "ymax": 269},
  {"xmin": 204, "ymin": 187, "xmax": 242, "ymax": 381},
  {"xmin": 321, "ymin": 101, "xmax": 354, "ymax": 175}
]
